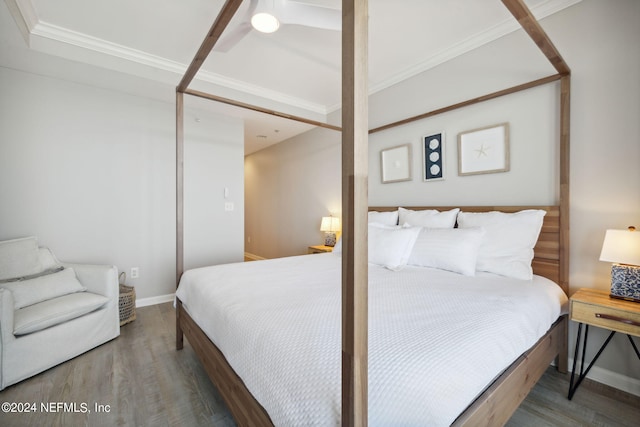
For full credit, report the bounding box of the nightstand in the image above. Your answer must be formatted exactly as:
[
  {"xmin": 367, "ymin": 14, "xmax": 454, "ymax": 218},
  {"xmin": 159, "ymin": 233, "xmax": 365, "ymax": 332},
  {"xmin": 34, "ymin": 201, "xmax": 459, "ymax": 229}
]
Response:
[
  {"xmin": 568, "ymin": 288, "xmax": 640, "ymax": 399},
  {"xmin": 308, "ymin": 245, "xmax": 333, "ymax": 254}
]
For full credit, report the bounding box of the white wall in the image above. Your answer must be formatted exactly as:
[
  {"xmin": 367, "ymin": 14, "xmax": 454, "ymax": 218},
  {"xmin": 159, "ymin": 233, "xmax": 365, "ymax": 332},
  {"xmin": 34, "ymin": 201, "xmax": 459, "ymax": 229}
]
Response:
[
  {"xmin": 0, "ymin": 66, "xmax": 245, "ymax": 300},
  {"xmin": 549, "ymin": 0, "xmax": 640, "ymax": 391},
  {"xmin": 184, "ymin": 108, "xmax": 245, "ymax": 271},
  {"xmin": 244, "ymin": 0, "xmax": 640, "ymax": 391}
]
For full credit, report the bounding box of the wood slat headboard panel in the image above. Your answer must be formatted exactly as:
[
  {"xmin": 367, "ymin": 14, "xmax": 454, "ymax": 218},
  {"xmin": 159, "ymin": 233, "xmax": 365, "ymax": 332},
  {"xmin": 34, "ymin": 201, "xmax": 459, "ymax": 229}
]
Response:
[{"xmin": 368, "ymin": 206, "xmax": 564, "ymax": 292}]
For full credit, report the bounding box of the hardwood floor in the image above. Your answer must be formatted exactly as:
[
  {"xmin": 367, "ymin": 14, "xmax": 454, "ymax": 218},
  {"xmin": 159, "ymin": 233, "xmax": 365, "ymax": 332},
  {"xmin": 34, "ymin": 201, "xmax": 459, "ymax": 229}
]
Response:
[
  {"xmin": 0, "ymin": 303, "xmax": 235, "ymax": 427},
  {"xmin": 1, "ymin": 302, "xmax": 638, "ymax": 426},
  {"xmin": 506, "ymin": 367, "xmax": 640, "ymax": 426}
]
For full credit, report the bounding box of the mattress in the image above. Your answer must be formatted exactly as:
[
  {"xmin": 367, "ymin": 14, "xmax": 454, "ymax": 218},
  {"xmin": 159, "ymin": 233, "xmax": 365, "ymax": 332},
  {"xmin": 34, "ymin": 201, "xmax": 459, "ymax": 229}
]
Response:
[{"xmin": 176, "ymin": 253, "xmax": 567, "ymax": 426}]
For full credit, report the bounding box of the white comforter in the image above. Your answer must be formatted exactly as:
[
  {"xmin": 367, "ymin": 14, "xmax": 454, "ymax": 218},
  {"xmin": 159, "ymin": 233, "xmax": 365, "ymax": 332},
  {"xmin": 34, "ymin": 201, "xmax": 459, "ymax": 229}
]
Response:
[{"xmin": 176, "ymin": 253, "xmax": 567, "ymax": 426}]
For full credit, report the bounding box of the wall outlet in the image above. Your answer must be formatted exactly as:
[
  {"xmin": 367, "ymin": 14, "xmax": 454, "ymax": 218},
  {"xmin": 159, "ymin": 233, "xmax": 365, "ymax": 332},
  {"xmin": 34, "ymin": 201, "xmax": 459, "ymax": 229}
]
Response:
[
  {"xmin": 225, "ymin": 202, "xmax": 234, "ymax": 211},
  {"xmin": 131, "ymin": 267, "xmax": 139, "ymax": 279}
]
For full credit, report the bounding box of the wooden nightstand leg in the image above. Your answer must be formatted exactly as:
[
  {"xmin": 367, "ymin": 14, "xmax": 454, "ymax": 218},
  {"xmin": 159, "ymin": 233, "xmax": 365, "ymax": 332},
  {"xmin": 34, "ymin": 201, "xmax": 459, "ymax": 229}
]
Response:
[{"xmin": 568, "ymin": 324, "xmax": 616, "ymax": 400}]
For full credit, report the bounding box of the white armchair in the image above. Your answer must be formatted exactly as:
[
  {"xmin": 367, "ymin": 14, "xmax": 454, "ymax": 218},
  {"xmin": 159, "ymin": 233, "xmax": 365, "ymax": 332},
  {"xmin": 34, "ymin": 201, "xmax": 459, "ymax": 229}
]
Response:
[{"xmin": 0, "ymin": 237, "xmax": 120, "ymax": 390}]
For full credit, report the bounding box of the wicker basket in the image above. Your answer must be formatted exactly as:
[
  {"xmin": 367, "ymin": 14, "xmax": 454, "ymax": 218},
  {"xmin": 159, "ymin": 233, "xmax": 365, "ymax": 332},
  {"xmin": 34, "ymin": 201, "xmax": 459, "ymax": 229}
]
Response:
[{"xmin": 118, "ymin": 272, "xmax": 136, "ymax": 326}]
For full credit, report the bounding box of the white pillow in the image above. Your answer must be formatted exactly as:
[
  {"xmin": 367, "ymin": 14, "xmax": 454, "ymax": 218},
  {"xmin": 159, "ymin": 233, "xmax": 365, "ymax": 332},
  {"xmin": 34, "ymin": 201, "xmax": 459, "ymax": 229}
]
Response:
[
  {"xmin": 0, "ymin": 267, "xmax": 87, "ymax": 309},
  {"xmin": 14, "ymin": 292, "xmax": 108, "ymax": 335},
  {"xmin": 333, "ymin": 210, "xmax": 400, "ymax": 254},
  {"xmin": 457, "ymin": 210, "xmax": 546, "ymax": 280},
  {"xmin": 368, "ymin": 210, "xmax": 399, "ymax": 226},
  {"xmin": 368, "ymin": 224, "xmax": 420, "ymax": 271},
  {"xmin": 1, "ymin": 247, "xmax": 65, "ymax": 282},
  {"xmin": 332, "ymin": 237, "xmax": 342, "ymax": 255},
  {"xmin": 398, "ymin": 207, "xmax": 460, "ymax": 228},
  {"xmin": 408, "ymin": 227, "xmax": 485, "ymax": 276},
  {"xmin": 0, "ymin": 237, "xmax": 42, "ymax": 281}
]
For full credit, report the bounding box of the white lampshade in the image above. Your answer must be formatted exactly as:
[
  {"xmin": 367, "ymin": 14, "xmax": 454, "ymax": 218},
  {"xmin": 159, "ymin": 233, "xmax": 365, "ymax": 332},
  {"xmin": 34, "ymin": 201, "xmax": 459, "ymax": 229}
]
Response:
[
  {"xmin": 320, "ymin": 216, "xmax": 340, "ymax": 233},
  {"xmin": 251, "ymin": 12, "xmax": 280, "ymax": 33},
  {"xmin": 599, "ymin": 228, "xmax": 640, "ymax": 266}
]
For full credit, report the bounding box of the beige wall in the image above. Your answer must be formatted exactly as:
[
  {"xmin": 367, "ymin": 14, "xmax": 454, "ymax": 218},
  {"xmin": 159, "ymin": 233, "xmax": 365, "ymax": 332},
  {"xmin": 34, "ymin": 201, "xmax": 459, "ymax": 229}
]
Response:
[
  {"xmin": 244, "ymin": 0, "xmax": 640, "ymax": 393},
  {"xmin": 245, "ymin": 127, "xmax": 341, "ymax": 258}
]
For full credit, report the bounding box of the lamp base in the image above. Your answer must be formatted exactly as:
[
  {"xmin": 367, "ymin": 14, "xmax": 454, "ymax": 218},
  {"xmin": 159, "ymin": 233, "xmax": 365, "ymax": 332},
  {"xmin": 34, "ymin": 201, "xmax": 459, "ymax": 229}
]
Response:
[
  {"xmin": 324, "ymin": 232, "xmax": 336, "ymax": 247},
  {"xmin": 610, "ymin": 264, "xmax": 640, "ymax": 303}
]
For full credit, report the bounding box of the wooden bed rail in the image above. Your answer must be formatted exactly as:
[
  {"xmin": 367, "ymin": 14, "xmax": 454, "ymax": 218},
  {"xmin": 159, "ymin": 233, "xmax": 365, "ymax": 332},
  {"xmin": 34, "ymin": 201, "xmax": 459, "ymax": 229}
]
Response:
[
  {"xmin": 452, "ymin": 316, "xmax": 568, "ymax": 426},
  {"xmin": 176, "ymin": 299, "xmax": 568, "ymax": 427}
]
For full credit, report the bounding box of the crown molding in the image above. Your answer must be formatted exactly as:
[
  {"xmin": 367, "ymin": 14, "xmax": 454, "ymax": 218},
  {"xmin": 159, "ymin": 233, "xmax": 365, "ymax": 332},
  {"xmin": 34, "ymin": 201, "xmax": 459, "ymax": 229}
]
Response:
[
  {"xmin": 367, "ymin": 0, "xmax": 582, "ymax": 97},
  {"xmin": 11, "ymin": 0, "xmax": 328, "ymax": 115},
  {"xmin": 31, "ymin": 20, "xmax": 329, "ymax": 115},
  {"xmin": 9, "ymin": 0, "xmax": 580, "ymax": 116},
  {"xmin": 31, "ymin": 20, "xmax": 187, "ymax": 74}
]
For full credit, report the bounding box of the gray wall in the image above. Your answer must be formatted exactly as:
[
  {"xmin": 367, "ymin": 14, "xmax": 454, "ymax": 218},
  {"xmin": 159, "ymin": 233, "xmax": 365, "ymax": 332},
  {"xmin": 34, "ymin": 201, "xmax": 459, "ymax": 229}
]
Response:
[
  {"xmin": 244, "ymin": 0, "xmax": 640, "ymax": 393},
  {"xmin": 0, "ymin": 67, "xmax": 245, "ymax": 301}
]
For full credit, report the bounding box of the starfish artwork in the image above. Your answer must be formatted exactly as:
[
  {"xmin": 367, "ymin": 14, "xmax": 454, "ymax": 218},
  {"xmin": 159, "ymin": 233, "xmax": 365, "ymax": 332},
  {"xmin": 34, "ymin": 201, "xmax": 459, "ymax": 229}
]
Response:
[
  {"xmin": 458, "ymin": 123, "xmax": 509, "ymax": 176},
  {"xmin": 475, "ymin": 142, "xmax": 491, "ymax": 158}
]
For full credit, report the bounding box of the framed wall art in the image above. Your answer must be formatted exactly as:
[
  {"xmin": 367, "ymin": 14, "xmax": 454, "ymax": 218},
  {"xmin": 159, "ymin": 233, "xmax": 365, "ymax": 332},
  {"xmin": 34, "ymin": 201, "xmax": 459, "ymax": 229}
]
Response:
[
  {"xmin": 380, "ymin": 144, "xmax": 412, "ymax": 183},
  {"xmin": 457, "ymin": 122, "xmax": 510, "ymax": 176},
  {"xmin": 423, "ymin": 132, "xmax": 445, "ymax": 181}
]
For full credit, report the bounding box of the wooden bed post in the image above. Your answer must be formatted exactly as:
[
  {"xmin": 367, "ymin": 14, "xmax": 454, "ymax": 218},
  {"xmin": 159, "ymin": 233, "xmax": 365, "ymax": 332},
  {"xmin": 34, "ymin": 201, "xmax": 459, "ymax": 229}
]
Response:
[
  {"xmin": 176, "ymin": 90, "xmax": 184, "ymax": 350},
  {"xmin": 368, "ymin": 74, "xmax": 561, "ymax": 135},
  {"xmin": 503, "ymin": 0, "xmax": 572, "ymax": 373},
  {"xmin": 557, "ymin": 74, "xmax": 571, "ymax": 373},
  {"xmin": 175, "ymin": 0, "xmax": 244, "ymax": 290},
  {"xmin": 501, "ymin": 0, "xmax": 571, "ymax": 76},
  {"xmin": 341, "ymin": 0, "xmax": 369, "ymax": 425},
  {"xmin": 559, "ymin": 75, "xmax": 570, "ymax": 293},
  {"xmin": 184, "ymin": 89, "xmax": 342, "ymax": 132},
  {"xmin": 175, "ymin": 0, "xmax": 243, "ymax": 350},
  {"xmin": 176, "ymin": 90, "xmax": 184, "ymax": 289},
  {"xmin": 177, "ymin": 0, "xmax": 244, "ymax": 92}
]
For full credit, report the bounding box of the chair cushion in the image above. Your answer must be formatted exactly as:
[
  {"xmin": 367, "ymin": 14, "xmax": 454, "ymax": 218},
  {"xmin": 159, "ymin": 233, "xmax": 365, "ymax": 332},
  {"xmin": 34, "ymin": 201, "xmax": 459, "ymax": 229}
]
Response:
[
  {"xmin": 0, "ymin": 237, "xmax": 42, "ymax": 281},
  {"xmin": 0, "ymin": 268, "xmax": 86, "ymax": 309},
  {"xmin": 13, "ymin": 292, "xmax": 109, "ymax": 335}
]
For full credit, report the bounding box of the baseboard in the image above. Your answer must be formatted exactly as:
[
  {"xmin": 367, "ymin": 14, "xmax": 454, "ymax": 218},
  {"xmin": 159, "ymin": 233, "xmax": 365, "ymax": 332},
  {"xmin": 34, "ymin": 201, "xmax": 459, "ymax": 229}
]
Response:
[
  {"xmin": 244, "ymin": 252, "xmax": 267, "ymax": 261},
  {"xmin": 135, "ymin": 293, "xmax": 175, "ymax": 308},
  {"xmin": 568, "ymin": 357, "xmax": 640, "ymax": 397}
]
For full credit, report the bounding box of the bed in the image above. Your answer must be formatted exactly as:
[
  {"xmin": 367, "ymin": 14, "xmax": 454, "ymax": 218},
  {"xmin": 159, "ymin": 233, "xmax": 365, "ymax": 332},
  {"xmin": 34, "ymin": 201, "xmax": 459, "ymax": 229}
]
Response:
[
  {"xmin": 175, "ymin": 1, "xmax": 571, "ymax": 425},
  {"xmin": 176, "ymin": 205, "xmax": 569, "ymax": 426}
]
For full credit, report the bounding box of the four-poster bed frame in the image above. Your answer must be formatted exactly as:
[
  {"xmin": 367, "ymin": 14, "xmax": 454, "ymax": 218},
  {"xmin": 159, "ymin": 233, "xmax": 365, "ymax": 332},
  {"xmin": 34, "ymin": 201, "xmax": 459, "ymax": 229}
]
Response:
[{"xmin": 175, "ymin": 0, "xmax": 571, "ymax": 425}]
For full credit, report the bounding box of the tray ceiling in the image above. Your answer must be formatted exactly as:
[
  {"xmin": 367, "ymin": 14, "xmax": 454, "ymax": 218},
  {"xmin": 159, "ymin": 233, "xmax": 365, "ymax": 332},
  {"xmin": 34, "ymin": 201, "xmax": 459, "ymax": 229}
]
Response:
[{"xmin": 4, "ymin": 0, "xmax": 580, "ymax": 153}]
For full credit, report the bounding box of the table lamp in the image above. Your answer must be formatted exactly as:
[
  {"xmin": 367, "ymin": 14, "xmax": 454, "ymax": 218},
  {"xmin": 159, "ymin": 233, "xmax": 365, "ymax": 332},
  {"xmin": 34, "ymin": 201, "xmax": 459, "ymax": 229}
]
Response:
[
  {"xmin": 320, "ymin": 216, "xmax": 340, "ymax": 247},
  {"xmin": 599, "ymin": 226, "xmax": 640, "ymax": 302}
]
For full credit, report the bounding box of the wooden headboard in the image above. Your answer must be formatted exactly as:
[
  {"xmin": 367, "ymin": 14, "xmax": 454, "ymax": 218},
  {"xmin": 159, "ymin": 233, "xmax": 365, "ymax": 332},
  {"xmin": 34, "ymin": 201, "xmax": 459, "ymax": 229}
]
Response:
[{"xmin": 369, "ymin": 206, "xmax": 566, "ymax": 295}]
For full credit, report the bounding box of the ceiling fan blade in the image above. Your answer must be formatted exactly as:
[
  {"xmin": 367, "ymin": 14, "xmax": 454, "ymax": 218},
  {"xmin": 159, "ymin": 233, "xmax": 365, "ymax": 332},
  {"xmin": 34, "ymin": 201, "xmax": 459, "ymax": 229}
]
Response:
[
  {"xmin": 215, "ymin": 21, "xmax": 253, "ymax": 52},
  {"xmin": 277, "ymin": 1, "xmax": 341, "ymax": 31},
  {"xmin": 214, "ymin": 0, "xmax": 259, "ymax": 52}
]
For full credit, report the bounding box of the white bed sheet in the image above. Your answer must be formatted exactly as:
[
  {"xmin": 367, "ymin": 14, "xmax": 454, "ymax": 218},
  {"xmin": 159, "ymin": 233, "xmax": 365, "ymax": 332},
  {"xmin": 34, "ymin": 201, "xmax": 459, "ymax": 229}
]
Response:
[{"xmin": 176, "ymin": 253, "xmax": 567, "ymax": 426}]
